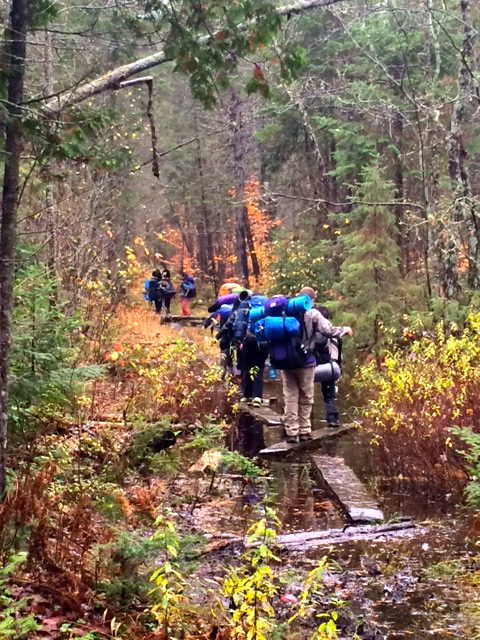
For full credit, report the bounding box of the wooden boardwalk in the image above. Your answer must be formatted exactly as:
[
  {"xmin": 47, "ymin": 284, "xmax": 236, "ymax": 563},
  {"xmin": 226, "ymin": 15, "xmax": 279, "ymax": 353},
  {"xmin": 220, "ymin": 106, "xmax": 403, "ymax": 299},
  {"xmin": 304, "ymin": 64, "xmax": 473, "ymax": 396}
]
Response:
[
  {"xmin": 161, "ymin": 314, "xmax": 205, "ymax": 327},
  {"xmin": 258, "ymin": 423, "xmax": 356, "ymax": 455},
  {"xmin": 311, "ymin": 455, "xmax": 384, "ymax": 523}
]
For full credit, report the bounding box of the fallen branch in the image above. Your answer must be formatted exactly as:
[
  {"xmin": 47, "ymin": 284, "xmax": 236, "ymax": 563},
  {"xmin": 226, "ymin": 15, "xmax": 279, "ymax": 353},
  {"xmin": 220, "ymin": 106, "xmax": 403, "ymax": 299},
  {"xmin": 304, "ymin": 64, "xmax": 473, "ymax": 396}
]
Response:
[
  {"xmin": 202, "ymin": 520, "xmax": 420, "ymax": 551},
  {"xmin": 43, "ymin": 0, "xmax": 352, "ymax": 117}
]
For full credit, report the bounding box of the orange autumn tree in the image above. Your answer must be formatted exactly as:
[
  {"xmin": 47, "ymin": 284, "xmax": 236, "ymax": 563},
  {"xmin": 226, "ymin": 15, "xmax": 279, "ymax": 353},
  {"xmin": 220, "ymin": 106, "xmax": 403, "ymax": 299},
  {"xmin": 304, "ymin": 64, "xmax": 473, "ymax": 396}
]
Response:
[{"xmin": 244, "ymin": 175, "xmax": 280, "ymax": 286}]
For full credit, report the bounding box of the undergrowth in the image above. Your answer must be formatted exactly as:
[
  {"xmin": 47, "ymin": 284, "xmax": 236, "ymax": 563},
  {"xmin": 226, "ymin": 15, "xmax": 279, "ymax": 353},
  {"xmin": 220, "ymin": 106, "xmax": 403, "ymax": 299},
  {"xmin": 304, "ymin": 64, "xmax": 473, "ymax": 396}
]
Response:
[{"xmin": 356, "ymin": 314, "xmax": 480, "ymax": 498}]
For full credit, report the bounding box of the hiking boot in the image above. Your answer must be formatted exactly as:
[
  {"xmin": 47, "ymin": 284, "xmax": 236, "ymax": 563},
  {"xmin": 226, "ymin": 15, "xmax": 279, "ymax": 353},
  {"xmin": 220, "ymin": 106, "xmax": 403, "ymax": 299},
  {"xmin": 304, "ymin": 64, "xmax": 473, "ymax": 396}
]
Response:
[
  {"xmin": 299, "ymin": 433, "xmax": 313, "ymax": 442},
  {"xmin": 285, "ymin": 435, "xmax": 299, "ymax": 444},
  {"xmin": 327, "ymin": 422, "xmax": 340, "ymax": 428},
  {"xmin": 252, "ymin": 397, "xmax": 262, "ymax": 407}
]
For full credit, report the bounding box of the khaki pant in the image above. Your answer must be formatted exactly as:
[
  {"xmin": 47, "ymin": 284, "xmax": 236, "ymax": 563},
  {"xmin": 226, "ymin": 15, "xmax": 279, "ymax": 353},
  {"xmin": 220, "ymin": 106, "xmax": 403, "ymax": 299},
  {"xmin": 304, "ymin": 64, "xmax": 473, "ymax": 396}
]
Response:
[{"xmin": 281, "ymin": 366, "xmax": 315, "ymax": 436}]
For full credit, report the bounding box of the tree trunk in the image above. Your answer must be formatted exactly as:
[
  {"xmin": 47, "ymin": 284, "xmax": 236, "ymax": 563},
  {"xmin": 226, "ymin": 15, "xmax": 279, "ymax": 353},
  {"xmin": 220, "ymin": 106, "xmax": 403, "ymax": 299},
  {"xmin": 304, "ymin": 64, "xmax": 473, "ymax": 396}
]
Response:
[
  {"xmin": 0, "ymin": 0, "xmax": 29, "ymax": 496},
  {"xmin": 443, "ymin": 0, "xmax": 480, "ymax": 295},
  {"xmin": 43, "ymin": 29, "xmax": 59, "ymax": 286},
  {"xmin": 228, "ymin": 88, "xmax": 250, "ymax": 283},
  {"xmin": 193, "ymin": 111, "xmax": 217, "ymax": 287}
]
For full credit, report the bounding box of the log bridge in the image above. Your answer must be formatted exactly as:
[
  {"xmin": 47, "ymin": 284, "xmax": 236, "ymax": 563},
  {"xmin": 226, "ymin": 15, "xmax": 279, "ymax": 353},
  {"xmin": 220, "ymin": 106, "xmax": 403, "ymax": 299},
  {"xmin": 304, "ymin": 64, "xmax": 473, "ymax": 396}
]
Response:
[
  {"xmin": 236, "ymin": 403, "xmax": 384, "ymax": 524},
  {"xmin": 161, "ymin": 314, "xmax": 206, "ymax": 327}
]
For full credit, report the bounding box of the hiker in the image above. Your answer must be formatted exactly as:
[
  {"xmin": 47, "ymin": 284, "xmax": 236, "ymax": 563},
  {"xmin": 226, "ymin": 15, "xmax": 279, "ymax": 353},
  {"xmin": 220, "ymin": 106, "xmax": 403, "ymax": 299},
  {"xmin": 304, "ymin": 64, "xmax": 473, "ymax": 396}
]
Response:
[
  {"xmin": 239, "ymin": 332, "xmax": 269, "ymax": 407},
  {"xmin": 214, "ymin": 293, "xmax": 245, "ymax": 380},
  {"xmin": 158, "ymin": 269, "xmax": 176, "ymax": 314},
  {"xmin": 314, "ymin": 306, "xmax": 343, "ymax": 428},
  {"xmin": 280, "ymin": 287, "xmax": 352, "ymax": 444},
  {"xmin": 180, "ymin": 274, "xmax": 196, "ymax": 316},
  {"xmin": 147, "ymin": 270, "xmax": 162, "ymax": 314},
  {"xmin": 235, "ymin": 292, "xmax": 268, "ymax": 406}
]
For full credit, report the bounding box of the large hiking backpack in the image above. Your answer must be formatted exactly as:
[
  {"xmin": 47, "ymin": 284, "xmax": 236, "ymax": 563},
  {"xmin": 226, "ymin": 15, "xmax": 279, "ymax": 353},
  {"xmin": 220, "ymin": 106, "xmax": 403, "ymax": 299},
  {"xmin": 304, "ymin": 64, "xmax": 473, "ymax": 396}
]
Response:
[
  {"xmin": 148, "ymin": 277, "xmax": 160, "ymax": 301},
  {"xmin": 314, "ymin": 333, "xmax": 330, "ymax": 365},
  {"xmin": 314, "ymin": 335, "xmax": 343, "ymax": 367},
  {"xmin": 270, "ymin": 336, "xmax": 310, "ymax": 370},
  {"xmin": 161, "ymin": 278, "xmax": 176, "ymax": 298},
  {"xmin": 184, "ymin": 277, "xmax": 196, "ymax": 299},
  {"xmin": 255, "ymin": 301, "xmax": 311, "ymax": 371},
  {"xmin": 144, "ymin": 279, "xmax": 151, "ymax": 301},
  {"xmin": 232, "ymin": 300, "xmax": 251, "ymax": 343}
]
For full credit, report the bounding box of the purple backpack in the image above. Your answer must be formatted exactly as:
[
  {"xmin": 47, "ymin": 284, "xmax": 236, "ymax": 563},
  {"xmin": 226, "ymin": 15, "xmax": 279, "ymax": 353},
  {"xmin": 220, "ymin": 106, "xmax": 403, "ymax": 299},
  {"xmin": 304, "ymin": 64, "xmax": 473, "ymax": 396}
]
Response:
[
  {"xmin": 264, "ymin": 295, "xmax": 288, "ymax": 317},
  {"xmin": 269, "ymin": 335, "xmax": 311, "ymax": 370}
]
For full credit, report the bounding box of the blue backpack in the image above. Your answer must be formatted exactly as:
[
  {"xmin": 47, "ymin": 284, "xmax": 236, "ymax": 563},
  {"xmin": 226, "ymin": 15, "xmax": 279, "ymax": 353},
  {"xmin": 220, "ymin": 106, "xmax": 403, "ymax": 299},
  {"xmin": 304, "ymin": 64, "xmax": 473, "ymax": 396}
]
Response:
[
  {"xmin": 144, "ymin": 279, "xmax": 151, "ymax": 301},
  {"xmin": 147, "ymin": 277, "xmax": 160, "ymax": 301},
  {"xmin": 183, "ymin": 277, "xmax": 196, "ymax": 299},
  {"xmin": 255, "ymin": 298, "xmax": 311, "ymax": 370},
  {"xmin": 232, "ymin": 300, "xmax": 251, "ymax": 343}
]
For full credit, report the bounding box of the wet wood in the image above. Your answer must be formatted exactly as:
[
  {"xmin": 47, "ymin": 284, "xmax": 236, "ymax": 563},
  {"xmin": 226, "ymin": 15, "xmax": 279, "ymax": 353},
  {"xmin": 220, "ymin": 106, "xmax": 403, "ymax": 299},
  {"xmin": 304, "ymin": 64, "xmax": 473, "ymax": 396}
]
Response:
[
  {"xmin": 277, "ymin": 520, "xmax": 414, "ymax": 548},
  {"xmin": 311, "ymin": 455, "xmax": 384, "ymax": 523},
  {"xmin": 202, "ymin": 520, "xmax": 417, "ymax": 551},
  {"xmin": 239, "ymin": 404, "xmax": 283, "ymax": 426},
  {"xmin": 161, "ymin": 315, "xmax": 205, "ymax": 327},
  {"xmin": 259, "ymin": 424, "xmax": 356, "ymax": 455}
]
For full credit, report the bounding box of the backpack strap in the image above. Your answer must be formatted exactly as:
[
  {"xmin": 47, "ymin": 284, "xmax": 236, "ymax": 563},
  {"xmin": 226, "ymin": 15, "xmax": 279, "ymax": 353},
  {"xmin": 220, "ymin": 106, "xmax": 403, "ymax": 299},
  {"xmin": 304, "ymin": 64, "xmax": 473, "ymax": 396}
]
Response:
[
  {"xmin": 298, "ymin": 313, "xmax": 310, "ymax": 347},
  {"xmin": 336, "ymin": 337, "xmax": 343, "ymax": 367}
]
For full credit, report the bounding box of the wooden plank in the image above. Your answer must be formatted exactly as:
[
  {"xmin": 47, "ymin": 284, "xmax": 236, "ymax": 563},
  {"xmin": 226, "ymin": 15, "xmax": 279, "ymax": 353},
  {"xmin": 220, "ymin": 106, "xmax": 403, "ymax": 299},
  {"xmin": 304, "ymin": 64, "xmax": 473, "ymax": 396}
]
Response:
[
  {"xmin": 239, "ymin": 404, "xmax": 283, "ymax": 426},
  {"xmin": 311, "ymin": 455, "xmax": 384, "ymax": 523},
  {"xmin": 161, "ymin": 315, "xmax": 205, "ymax": 327},
  {"xmin": 258, "ymin": 424, "xmax": 356, "ymax": 455}
]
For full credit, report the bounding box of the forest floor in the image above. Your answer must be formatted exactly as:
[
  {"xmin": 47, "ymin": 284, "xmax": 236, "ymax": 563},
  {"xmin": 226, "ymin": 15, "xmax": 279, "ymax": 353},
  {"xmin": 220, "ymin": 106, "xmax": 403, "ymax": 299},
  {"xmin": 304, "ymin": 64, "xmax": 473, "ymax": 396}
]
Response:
[{"xmin": 6, "ymin": 299, "xmax": 480, "ymax": 640}]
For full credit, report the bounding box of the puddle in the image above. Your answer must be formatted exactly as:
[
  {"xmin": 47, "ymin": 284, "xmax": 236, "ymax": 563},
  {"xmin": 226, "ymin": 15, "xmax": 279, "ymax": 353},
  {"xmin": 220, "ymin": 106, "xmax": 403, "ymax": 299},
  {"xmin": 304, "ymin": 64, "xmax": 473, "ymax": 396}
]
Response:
[{"xmin": 302, "ymin": 520, "xmax": 480, "ymax": 639}]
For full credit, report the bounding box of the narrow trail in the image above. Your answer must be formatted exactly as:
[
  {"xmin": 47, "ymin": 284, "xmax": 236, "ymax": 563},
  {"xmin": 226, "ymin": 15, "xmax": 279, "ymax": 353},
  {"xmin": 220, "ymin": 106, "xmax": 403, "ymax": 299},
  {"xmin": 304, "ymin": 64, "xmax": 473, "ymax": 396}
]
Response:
[
  {"xmin": 89, "ymin": 304, "xmax": 219, "ymax": 421},
  {"xmin": 83, "ymin": 301, "xmax": 479, "ymax": 640}
]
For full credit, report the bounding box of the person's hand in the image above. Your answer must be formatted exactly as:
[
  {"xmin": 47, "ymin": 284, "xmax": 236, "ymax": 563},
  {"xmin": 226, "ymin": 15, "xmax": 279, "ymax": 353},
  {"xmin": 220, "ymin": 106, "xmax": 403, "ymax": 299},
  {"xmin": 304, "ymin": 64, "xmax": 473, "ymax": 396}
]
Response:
[{"xmin": 342, "ymin": 326, "xmax": 353, "ymax": 336}]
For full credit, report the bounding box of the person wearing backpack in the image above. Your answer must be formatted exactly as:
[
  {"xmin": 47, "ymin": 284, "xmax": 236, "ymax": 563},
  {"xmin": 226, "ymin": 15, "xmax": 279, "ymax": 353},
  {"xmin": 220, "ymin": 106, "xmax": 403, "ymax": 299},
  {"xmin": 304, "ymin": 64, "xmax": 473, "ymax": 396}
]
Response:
[
  {"xmin": 279, "ymin": 287, "xmax": 352, "ymax": 444},
  {"xmin": 158, "ymin": 269, "xmax": 176, "ymax": 314},
  {"xmin": 314, "ymin": 306, "xmax": 343, "ymax": 428},
  {"xmin": 231, "ymin": 292, "xmax": 269, "ymax": 406},
  {"xmin": 180, "ymin": 274, "xmax": 196, "ymax": 316},
  {"xmin": 147, "ymin": 270, "xmax": 162, "ymax": 313},
  {"xmin": 215, "ymin": 295, "xmax": 243, "ymax": 380}
]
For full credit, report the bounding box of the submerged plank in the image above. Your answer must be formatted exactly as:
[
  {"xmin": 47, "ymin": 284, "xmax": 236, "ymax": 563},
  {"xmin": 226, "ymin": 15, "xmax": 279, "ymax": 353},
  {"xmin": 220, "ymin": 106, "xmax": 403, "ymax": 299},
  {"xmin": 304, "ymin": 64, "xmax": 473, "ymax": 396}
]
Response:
[
  {"xmin": 259, "ymin": 424, "xmax": 356, "ymax": 455},
  {"xmin": 277, "ymin": 520, "xmax": 415, "ymax": 548},
  {"xmin": 202, "ymin": 520, "xmax": 418, "ymax": 551},
  {"xmin": 311, "ymin": 455, "xmax": 384, "ymax": 523}
]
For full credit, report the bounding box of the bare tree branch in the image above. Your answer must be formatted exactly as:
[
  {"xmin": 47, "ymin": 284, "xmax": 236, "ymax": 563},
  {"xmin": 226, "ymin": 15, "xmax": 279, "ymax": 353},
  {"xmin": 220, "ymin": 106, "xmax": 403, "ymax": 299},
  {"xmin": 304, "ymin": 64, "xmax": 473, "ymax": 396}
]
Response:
[{"xmin": 267, "ymin": 191, "xmax": 426, "ymax": 211}]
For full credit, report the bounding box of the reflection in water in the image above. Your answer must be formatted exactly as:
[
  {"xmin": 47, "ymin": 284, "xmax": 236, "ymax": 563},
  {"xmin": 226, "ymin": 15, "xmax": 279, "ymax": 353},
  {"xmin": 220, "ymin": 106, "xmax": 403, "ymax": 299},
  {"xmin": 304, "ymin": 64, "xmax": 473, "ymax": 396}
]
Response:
[{"xmin": 267, "ymin": 462, "xmax": 345, "ymax": 532}]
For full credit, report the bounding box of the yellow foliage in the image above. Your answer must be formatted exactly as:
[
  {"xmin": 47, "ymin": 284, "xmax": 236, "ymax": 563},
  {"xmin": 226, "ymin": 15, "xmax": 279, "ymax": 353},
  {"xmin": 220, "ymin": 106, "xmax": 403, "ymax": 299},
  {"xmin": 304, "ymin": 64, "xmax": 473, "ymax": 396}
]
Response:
[{"xmin": 356, "ymin": 314, "xmax": 480, "ymax": 494}]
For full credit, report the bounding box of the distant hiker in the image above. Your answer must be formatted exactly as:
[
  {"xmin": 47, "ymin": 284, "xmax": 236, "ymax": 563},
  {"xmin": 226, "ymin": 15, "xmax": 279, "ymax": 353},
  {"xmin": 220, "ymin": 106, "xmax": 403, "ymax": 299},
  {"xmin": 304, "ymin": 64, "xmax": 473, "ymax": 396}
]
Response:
[
  {"xmin": 158, "ymin": 269, "xmax": 176, "ymax": 314},
  {"xmin": 314, "ymin": 306, "xmax": 343, "ymax": 428},
  {"xmin": 147, "ymin": 271, "xmax": 162, "ymax": 314},
  {"xmin": 180, "ymin": 274, "xmax": 196, "ymax": 316},
  {"xmin": 274, "ymin": 287, "xmax": 352, "ymax": 444}
]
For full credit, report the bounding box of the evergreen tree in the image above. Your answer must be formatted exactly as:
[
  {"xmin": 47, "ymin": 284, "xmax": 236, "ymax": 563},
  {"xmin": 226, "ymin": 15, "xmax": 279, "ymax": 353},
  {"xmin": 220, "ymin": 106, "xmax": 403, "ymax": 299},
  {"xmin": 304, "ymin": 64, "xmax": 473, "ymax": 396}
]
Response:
[{"xmin": 336, "ymin": 163, "xmax": 401, "ymax": 354}]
